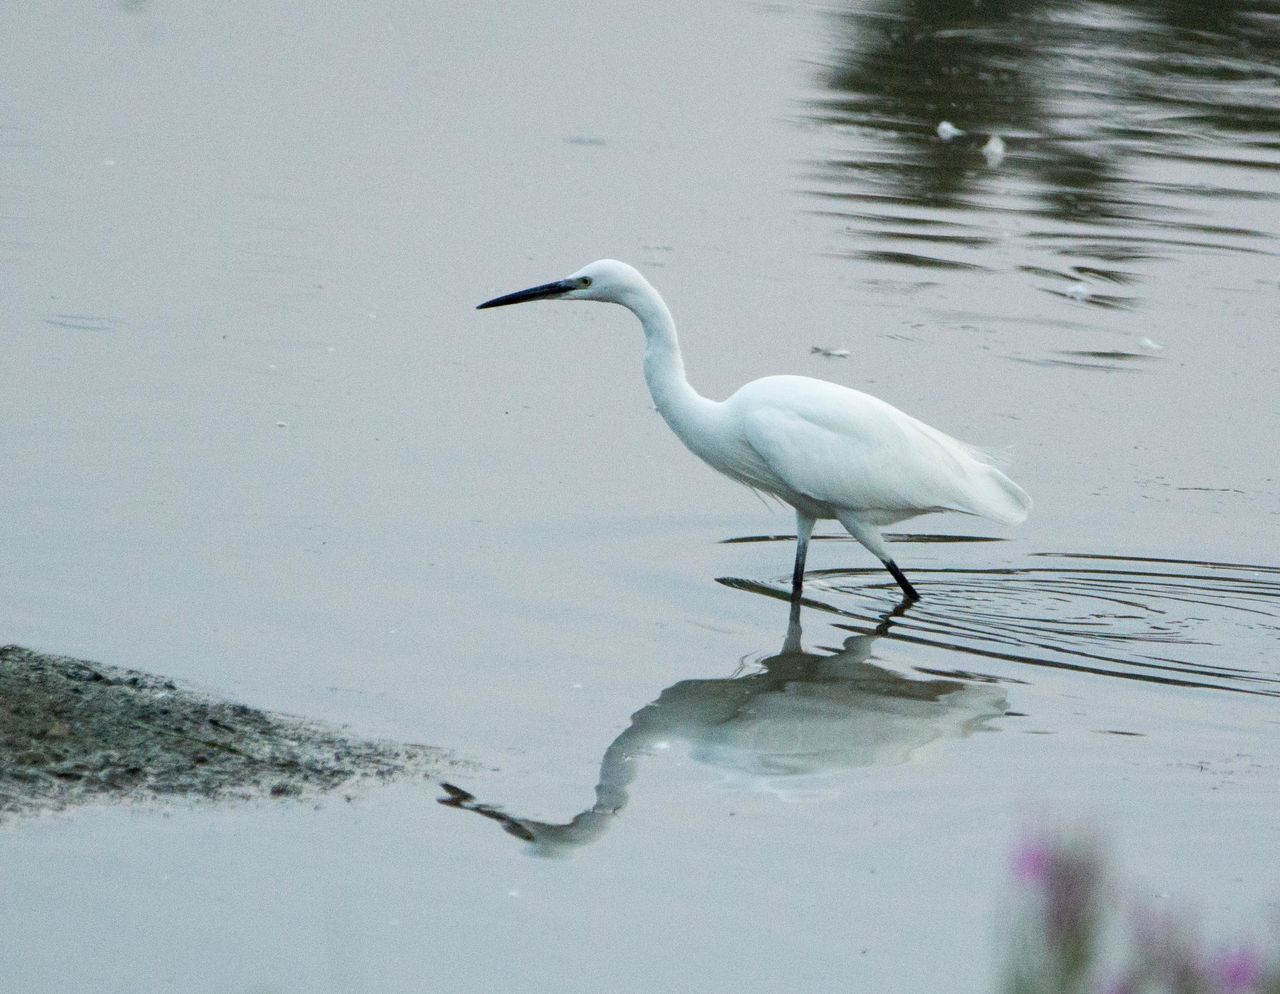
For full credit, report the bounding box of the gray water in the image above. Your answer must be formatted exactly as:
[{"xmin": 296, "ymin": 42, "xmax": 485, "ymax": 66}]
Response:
[{"xmin": 2, "ymin": 1, "xmax": 1278, "ymax": 991}]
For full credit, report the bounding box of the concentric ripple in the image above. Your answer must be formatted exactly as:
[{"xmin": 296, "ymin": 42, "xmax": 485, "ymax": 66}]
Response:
[{"xmin": 721, "ymin": 551, "xmax": 1280, "ymax": 697}]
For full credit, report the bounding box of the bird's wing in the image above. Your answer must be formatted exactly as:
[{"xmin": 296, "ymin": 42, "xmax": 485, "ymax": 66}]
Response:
[{"xmin": 735, "ymin": 378, "xmax": 1029, "ymax": 523}]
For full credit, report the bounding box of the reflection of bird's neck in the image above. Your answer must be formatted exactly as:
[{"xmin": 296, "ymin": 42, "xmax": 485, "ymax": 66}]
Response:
[{"xmin": 626, "ymin": 283, "xmax": 718, "ymax": 451}]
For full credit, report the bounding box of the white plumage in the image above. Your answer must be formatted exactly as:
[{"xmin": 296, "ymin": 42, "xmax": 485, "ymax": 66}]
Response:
[{"xmin": 478, "ymin": 259, "xmax": 1030, "ymax": 601}]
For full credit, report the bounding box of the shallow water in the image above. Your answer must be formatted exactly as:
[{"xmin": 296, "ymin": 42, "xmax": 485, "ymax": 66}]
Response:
[
  {"xmin": 2, "ymin": 1, "xmax": 1278, "ymax": 991},
  {"xmin": 729, "ymin": 543, "xmax": 1280, "ymax": 694}
]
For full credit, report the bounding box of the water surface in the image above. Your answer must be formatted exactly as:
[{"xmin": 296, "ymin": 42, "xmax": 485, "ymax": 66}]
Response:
[{"xmin": 1, "ymin": 1, "xmax": 1277, "ymax": 992}]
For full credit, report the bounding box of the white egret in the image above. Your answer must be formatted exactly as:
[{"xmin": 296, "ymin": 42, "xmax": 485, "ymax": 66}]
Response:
[{"xmin": 477, "ymin": 260, "xmax": 1031, "ymax": 601}]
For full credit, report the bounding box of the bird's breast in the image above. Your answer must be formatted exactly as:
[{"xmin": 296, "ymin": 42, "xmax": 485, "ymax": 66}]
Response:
[
  {"xmin": 654, "ymin": 394, "xmax": 816, "ymax": 509},
  {"xmin": 681, "ymin": 420, "xmax": 798, "ymax": 501}
]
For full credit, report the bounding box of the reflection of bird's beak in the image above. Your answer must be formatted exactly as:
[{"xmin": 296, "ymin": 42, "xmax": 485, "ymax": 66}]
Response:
[{"xmin": 476, "ymin": 279, "xmax": 574, "ymax": 309}]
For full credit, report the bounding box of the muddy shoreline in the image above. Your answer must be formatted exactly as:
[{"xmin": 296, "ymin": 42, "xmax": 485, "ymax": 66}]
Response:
[{"xmin": 1, "ymin": 645, "xmax": 449, "ymax": 824}]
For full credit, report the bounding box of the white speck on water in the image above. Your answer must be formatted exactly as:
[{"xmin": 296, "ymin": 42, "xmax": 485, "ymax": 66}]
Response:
[
  {"xmin": 982, "ymin": 134, "xmax": 1006, "ymax": 166},
  {"xmin": 937, "ymin": 120, "xmax": 965, "ymax": 140},
  {"xmin": 507, "ymin": 890, "xmax": 520, "ymax": 899},
  {"xmin": 1139, "ymin": 337, "xmax": 1164, "ymax": 351},
  {"xmin": 1066, "ymin": 282, "xmax": 1092, "ymax": 300}
]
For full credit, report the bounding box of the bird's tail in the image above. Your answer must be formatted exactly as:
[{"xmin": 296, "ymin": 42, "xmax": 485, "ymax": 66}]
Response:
[
  {"xmin": 917, "ymin": 425, "xmax": 1032, "ymax": 525},
  {"xmin": 964, "ymin": 462, "xmax": 1032, "ymax": 524}
]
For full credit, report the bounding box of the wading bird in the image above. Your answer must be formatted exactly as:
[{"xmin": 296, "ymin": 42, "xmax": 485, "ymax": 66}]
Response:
[{"xmin": 477, "ymin": 260, "xmax": 1030, "ymax": 601}]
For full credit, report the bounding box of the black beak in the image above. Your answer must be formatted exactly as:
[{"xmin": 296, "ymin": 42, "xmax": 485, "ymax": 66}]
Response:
[{"xmin": 476, "ymin": 279, "xmax": 575, "ymax": 310}]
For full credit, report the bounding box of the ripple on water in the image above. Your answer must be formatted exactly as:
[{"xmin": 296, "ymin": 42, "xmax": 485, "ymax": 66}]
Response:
[{"xmin": 722, "ymin": 550, "xmax": 1280, "ymax": 697}]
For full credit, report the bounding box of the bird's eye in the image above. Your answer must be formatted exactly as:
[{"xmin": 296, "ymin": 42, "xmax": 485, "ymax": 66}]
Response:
[{"xmin": 580, "ymin": 277, "xmax": 593, "ymax": 288}]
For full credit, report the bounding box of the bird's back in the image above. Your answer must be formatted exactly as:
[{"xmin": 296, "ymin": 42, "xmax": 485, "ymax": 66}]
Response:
[{"xmin": 720, "ymin": 375, "xmax": 1031, "ymax": 525}]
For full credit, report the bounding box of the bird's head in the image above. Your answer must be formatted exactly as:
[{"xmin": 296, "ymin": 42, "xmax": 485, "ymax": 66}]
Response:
[{"xmin": 477, "ymin": 259, "xmax": 650, "ymax": 310}]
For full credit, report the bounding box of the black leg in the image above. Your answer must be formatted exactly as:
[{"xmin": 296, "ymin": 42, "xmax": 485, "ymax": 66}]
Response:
[
  {"xmin": 791, "ymin": 540, "xmax": 808, "ymax": 597},
  {"xmin": 885, "ymin": 559, "xmax": 921, "ymax": 601},
  {"xmin": 791, "ymin": 513, "xmax": 814, "ymax": 601}
]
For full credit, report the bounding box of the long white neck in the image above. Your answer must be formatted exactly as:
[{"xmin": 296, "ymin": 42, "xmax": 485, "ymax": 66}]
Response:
[{"xmin": 620, "ymin": 282, "xmax": 717, "ymax": 442}]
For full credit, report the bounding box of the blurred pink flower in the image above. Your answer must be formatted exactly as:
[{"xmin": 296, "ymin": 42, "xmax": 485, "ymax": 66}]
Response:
[
  {"xmin": 1012, "ymin": 836, "xmax": 1053, "ymax": 884},
  {"xmin": 1099, "ymin": 975, "xmax": 1138, "ymax": 994},
  {"xmin": 1215, "ymin": 947, "xmax": 1261, "ymax": 994}
]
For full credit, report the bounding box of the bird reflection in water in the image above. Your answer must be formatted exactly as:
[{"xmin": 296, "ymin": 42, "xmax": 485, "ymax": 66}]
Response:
[{"xmin": 439, "ymin": 603, "xmax": 1008, "ymax": 855}]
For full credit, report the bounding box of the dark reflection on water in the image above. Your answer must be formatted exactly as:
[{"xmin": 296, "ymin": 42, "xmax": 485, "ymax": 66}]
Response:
[
  {"xmin": 725, "ymin": 545, "xmax": 1280, "ymax": 696},
  {"xmin": 723, "ymin": 531, "xmax": 1006, "ymax": 544},
  {"xmin": 439, "ymin": 608, "xmax": 1008, "ymax": 855},
  {"xmin": 1012, "ymin": 348, "xmax": 1161, "ymax": 371},
  {"xmin": 806, "ymin": 0, "xmax": 1280, "ymax": 280}
]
